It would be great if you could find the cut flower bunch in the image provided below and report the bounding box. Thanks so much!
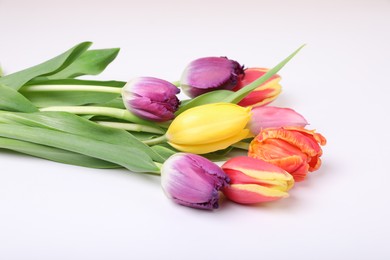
[0,42,326,210]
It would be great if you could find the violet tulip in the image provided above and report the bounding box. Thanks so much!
[122,77,180,122]
[222,156,294,204]
[248,106,308,135]
[161,153,230,210]
[180,57,244,98]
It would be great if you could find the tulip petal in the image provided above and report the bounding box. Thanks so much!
[222,156,294,189]
[161,153,229,209]
[254,128,323,158]
[248,106,308,134]
[238,80,282,107]
[169,129,250,154]
[181,57,244,98]
[166,103,251,145]
[223,184,289,204]
[234,68,282,107]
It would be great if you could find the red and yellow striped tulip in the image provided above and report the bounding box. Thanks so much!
[233,68,282,107]
[248,127,327,182]
[221,156,294,204]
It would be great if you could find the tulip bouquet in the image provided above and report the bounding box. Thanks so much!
[0,42,326,210]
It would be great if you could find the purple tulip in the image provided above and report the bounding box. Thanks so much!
[180,57,244,98]
[122,77,180,122]
[161,153,230,210]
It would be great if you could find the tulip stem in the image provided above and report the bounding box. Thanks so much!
[40,106,160,128]
[95,121,165,134]
[172,81,180,87]
[232,142,249,150]
[142,135,168,146]
[22,84,123,94]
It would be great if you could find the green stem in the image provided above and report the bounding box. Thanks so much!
[39,106,157,127]
[232,141,249,150]
[172,81,180,87]
[23,84,122,94]
[154,162,163,171]
[142,135,168,146]
[95,121,165,134]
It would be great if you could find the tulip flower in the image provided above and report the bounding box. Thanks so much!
[122,77,180,122]
[248,106,308,135]
[233,68,282,107]
[248,127,327,182]
[166,103,251,154]
[161,153,230,210]
[221,156,294,204]
[180,57,244,98]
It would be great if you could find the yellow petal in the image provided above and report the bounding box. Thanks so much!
[169,129,250,154]
[231,184,289,199]
[167,103,251,145]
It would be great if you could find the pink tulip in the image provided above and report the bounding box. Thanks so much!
[248,106,308,135]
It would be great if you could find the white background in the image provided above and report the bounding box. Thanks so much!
[1,0,389,259]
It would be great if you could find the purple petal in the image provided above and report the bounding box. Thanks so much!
[161,153,230,210]
[180,57,244,98]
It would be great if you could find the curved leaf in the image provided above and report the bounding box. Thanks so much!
[47,48,120,79]
[0,42,92,90]
[0,84,38,112]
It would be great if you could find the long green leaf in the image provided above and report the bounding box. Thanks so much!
[0,137,120,169]
[0,111,165,163]
[224,45,305,103]
[0,84,38,112]
[0,123,160,174]
[0,42,91,90]
[175,90,233,115]
[20,79,125,107]
[46,48,120,79]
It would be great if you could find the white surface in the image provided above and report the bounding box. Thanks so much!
[1,0,389,259]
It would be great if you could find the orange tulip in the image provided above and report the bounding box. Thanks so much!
[248,127,326,182]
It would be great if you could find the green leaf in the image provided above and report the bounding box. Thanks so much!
[176,90,233,115]
[20,79,125,107]
[0,111,165,163]
[46,48,120,79]
[0,84,38,112]
[0,42,92,90]
[151,145,177,160]
[0,123,160,174]
[0,137,120,169]
[224,45,305,104]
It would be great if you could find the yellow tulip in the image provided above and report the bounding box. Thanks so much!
[166,103,252,154]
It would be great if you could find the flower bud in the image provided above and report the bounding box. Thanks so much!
[161,153,230,210]
[180,57,244,98]
[249,127,326,182]
[122,77,180,122]
[166,103,251,154]
[222,156,294,204]
[248,106,308,135]
[233,68,282,107]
